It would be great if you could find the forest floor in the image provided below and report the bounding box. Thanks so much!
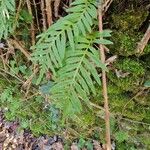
[0,111,106,150]
[0,0,150,149]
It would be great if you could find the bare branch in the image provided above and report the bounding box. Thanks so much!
[137,25,150,54]
[98,2,111,150]
[8,39,30,59]
[45,0,53,27]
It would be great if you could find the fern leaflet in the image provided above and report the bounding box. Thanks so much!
[50,31,112,117]
[0,0,15,39]
[31,0,98,82]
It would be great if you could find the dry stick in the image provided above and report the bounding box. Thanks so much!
[9,39,30,59]
[137,24,150,54]
[98,4,111,150]
[26,0,35,45]
[45,0,53,27]
[54,0,61,17]
[33,0,41,32]
[103,0,113,15]
[41,0,47,31]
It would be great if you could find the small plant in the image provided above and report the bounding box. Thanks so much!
[0,0,15,39]
[31,0,112,118]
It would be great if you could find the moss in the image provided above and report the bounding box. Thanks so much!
[108,58,145,91]
[144,44,150,55]
[109,94,134,113]
[111,9,148,32]
[110,31,143,56]
[135,94,150,106]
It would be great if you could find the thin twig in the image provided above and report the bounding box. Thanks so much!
[0,68,24,83]
[26,0,36,45]
[33,0,41,32]
[45,0,53,27]
[8,39,30,59]
[121,117,150,126]
[98,2,111,150]
[41,0,47,31]
[54,0,61,17]
[103,0,113,15]
[121,87,148,115]
[137,24,150,54]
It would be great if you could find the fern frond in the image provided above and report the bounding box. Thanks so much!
[0,0,15,39]
[50,32,111,117]
[31,0,98,83]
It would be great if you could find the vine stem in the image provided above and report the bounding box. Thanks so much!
[98,3,111,150]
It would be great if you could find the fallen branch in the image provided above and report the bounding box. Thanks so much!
[98,2,111,150]
[137,24,150,54]
[8,39,30,59]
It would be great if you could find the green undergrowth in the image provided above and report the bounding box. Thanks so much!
[0,0,150,149]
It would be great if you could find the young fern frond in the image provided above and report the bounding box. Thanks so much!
[50,32,112,117]
[31,0,98,83]
[0,0,15,39]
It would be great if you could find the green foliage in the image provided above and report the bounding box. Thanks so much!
[0,0,15,39]
[111,9,148,32]
[77,138,93,150]
[31,0,112,118]
[20,9,33,24]
[144,80,150,87]
[31,0,98,78]
[108,58,145,91]
[0,86,62,136]
[115,131,128,143]
[110,31,142,56]
[0,0,150,149]
[50,32,110,118]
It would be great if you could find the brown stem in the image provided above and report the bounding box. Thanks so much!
[33,0,41,32]
[137,24,150,54]
[98,3,111,150]
[41,0,47,31]
[54,0,61,17]
[9,39,30,59]
[45,0,53,27]
[26,0,35,45]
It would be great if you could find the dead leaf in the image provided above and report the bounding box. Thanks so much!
[71,143,79,150]
[105,55,117,65]
[51,142,64,150]
[93,140,103,150]
[115,69,130,78]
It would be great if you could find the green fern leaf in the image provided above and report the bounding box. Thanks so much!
[31,0,98,83]
[0,0,15,39]
[50,33,110,117]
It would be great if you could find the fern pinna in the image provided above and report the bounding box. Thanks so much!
[0,0,15,39]
[31,0,112,117]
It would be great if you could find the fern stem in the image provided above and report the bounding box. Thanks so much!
[98,3,111,150]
